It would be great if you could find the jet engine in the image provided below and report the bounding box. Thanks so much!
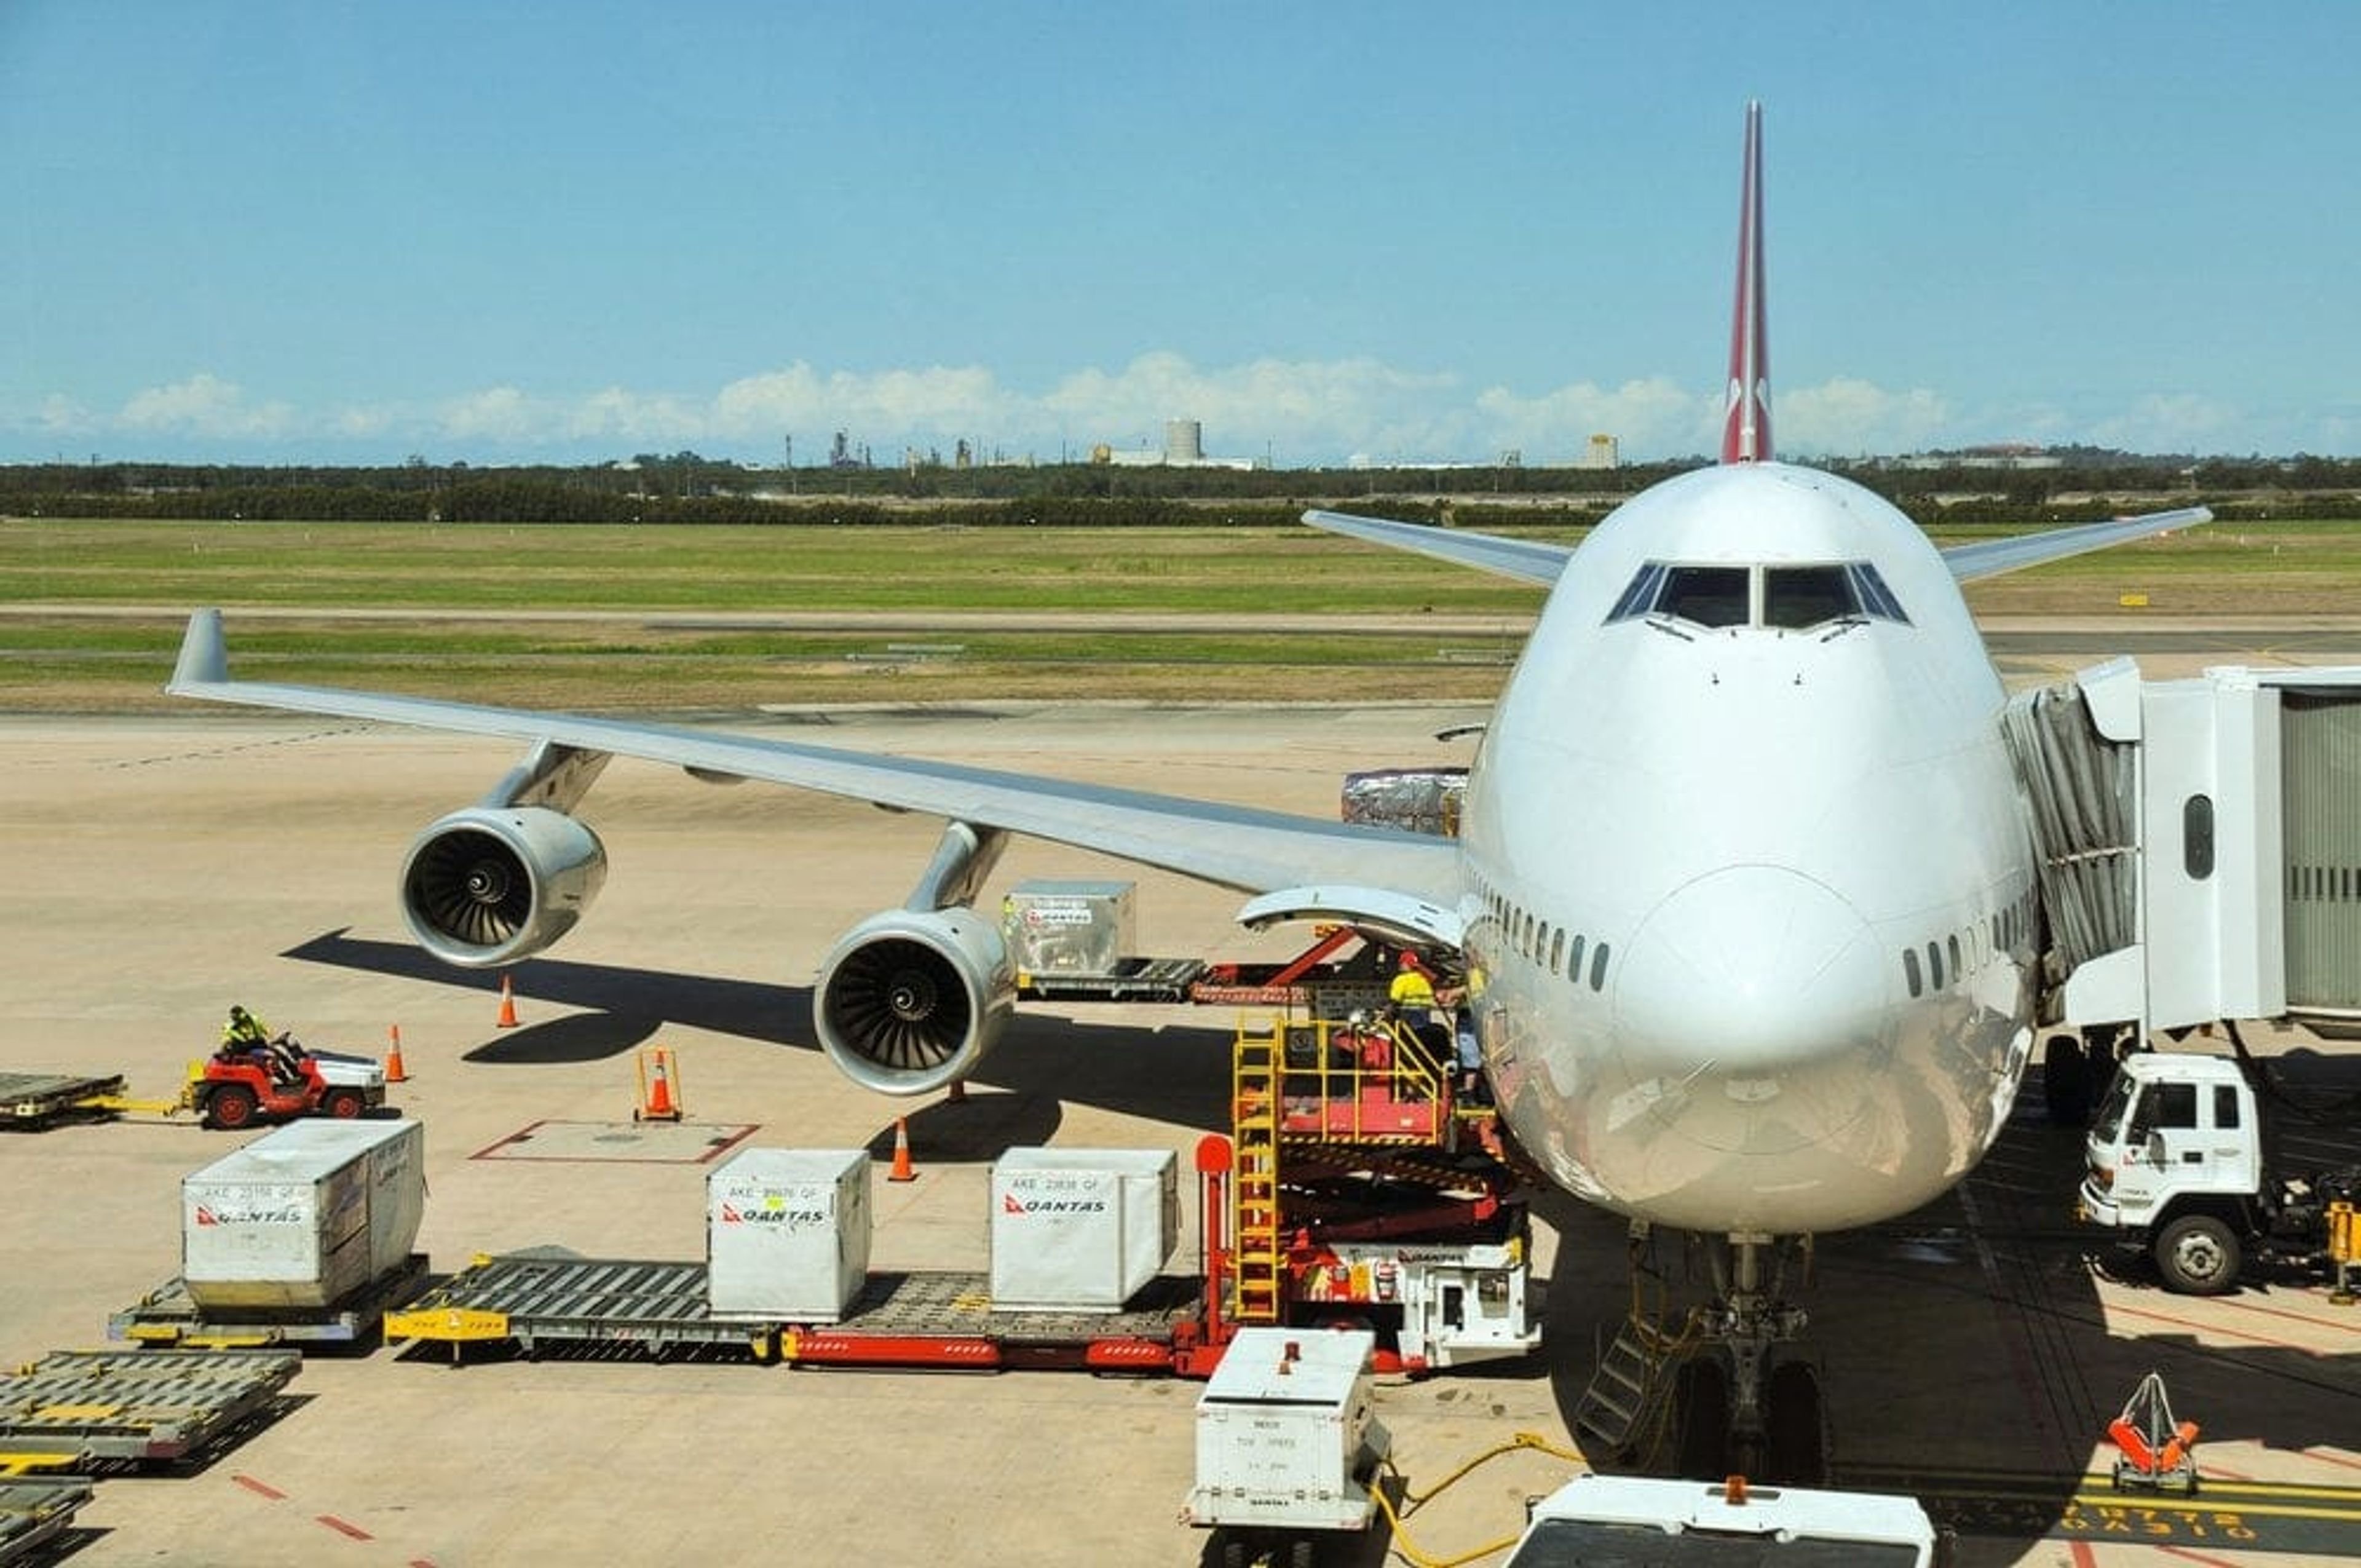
[400,806,607,968]
[814,908,1014,1096]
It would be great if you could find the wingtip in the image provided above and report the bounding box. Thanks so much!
[168,609,227,691]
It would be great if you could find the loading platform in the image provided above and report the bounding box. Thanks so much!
[0,1072,129,1129]
[109,1255,432,1349]
[384,1253,1209,1370]
[0,1477,93,1566]
[0,1349,300,1475]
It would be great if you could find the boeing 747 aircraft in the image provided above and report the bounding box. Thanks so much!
[168,103,2206,1468]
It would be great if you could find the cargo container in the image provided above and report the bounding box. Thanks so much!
[991,1147,1177,1311]
[1187,1328,1385,1537]
[707,1147,871,1321]
[181,1119,424,1311]
[1000,879,1136,977]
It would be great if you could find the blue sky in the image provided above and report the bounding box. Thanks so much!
[6,3,2357,467]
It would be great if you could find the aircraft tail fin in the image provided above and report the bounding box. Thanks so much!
[1720,100,1771,464]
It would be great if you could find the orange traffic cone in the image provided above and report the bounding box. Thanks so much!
[635,1047,682,1123]
[887,1117,917,1182]
[384,1024,408,1083]
[495,973,520,1029]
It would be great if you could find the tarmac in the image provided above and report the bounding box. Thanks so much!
[1,700,2357,1567]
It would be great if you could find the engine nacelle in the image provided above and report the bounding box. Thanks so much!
[400,806,607,968]
[815,908,1014,1096]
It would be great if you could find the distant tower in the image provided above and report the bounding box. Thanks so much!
[1585,434,1621,470]
[1165,419,1204,465]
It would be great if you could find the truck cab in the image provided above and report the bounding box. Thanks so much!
[2082,1053,2264,1294]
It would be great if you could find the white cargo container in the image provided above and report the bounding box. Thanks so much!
[1000,879,1136,976]
[182,1119,424,1311]
[989,1147,1177,1311]
[1187,1328,1386,1534]
[706,1147,871,1321]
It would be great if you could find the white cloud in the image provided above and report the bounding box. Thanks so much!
[1474,377,1712,463]
[16,360,2331,463]
[117,374,295,440]
[1775,378,1952,457]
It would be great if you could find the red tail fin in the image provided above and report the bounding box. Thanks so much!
[1720,101,1771,464]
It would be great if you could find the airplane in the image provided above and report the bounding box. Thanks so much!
[167,101,2208,1471]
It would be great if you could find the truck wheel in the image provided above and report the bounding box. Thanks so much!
[2154,1213,2243,1295]
[204,1083,258,1131]
[320,1087,365,1119]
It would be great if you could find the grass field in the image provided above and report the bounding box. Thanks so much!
[2,515,2356,711]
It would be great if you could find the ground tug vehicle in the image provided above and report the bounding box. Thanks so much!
[2079,1051,2361,1295]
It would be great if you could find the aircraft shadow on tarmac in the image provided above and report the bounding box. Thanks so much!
[282,929,1240,1143]
[1536,1056,2361,1562]
[287,930,2359,1555]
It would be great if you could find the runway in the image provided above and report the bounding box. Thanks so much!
[2,707,2357,1566]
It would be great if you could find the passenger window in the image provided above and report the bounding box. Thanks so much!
[1657,566,1750,628]
[1588,942,1610,991]
[1763,564,1857,629]
[1548,929,1563,971]
[2154,1082,2199,1129]
[2212,1085,2240,1130]
[1948,934,1961,977]
[1927,941,1943,990]
[1567,934,1584,981]
[1903,948,1922,998]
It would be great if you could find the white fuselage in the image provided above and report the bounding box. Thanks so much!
[1461,462,2038,1234]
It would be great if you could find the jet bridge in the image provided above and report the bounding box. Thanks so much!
[2005,657,2361,1035]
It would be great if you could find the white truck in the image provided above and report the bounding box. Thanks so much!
[2078,1051,2361,1295]
[1502,1473,1942,1567]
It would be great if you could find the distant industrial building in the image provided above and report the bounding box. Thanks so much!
[1091,417,1263,470]
[1583,434,1620,470]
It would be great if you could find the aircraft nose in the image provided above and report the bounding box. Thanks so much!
[1614,865,1886,1075]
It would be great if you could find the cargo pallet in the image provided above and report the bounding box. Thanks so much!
[0,1349,300,1474]
[386,1253,1211,1370]
[0,1477,94,1565]
[0,1072,130,1129]
[109,1254,432,1349]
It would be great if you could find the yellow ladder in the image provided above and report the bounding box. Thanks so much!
[1230,1021,1286,1323]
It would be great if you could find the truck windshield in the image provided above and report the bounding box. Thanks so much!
[1506,1522,1923,1567]
[2090,1073,2137,1142]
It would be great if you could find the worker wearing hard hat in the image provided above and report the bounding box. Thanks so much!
[1389,951,1438,1013]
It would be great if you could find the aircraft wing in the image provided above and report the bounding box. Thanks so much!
[1942,505,2212,584]
[1303,509,1571,585]
[167,611,1460,906]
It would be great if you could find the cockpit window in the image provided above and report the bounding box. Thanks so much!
[1607,559,1912,630]
[1849,561,1908,622]
[1763,564,1855,629]
[1605,561,1668,622]
[1656,566,1750,628]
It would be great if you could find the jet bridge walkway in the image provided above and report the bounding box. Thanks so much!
[2007,659,2361,1039]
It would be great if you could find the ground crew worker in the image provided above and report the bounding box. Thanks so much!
[1388,951,1438,1018]
[1455,1007,1487,1104]
[221,1005,272,1053]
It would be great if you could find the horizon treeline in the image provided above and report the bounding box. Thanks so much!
[4,451,2358,528]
